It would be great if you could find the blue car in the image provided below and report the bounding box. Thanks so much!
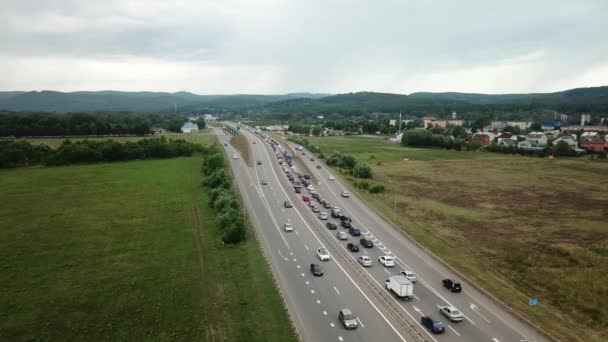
[421,316,445,334]
[349,227,361,236]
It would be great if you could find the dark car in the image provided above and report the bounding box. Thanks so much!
[421,316,445,334]
[284,201,293,208]
[316,165,322,169]
[360,238,374,248]
[339,215,352,222]
[224,143,227,146]
[261,180,268,185]
[442,279,462,293]
[331,211,340,218]
[310,263,324,276]
[303,175,311,180]
[295,187,301,193]
[326,222,338,230]
[310,158,315,161]
[347,243,360,252]
[311,193,319,200]
[257,160,262,165]
[349,227,361,236]
[341,220,352,228]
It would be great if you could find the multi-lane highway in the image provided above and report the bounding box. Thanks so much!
[215,125,551,342]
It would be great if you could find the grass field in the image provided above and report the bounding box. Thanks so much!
[15,130,214,149]
[0,157,296,342]
[304,134,608,342]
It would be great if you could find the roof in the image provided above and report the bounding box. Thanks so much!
[422,116,437,121]
[581,136,603,142]
[497,132,514,139]
[181,122,198,129]
[541,121,561,127]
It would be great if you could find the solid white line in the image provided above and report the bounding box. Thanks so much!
[363,250,369,254]
[448,325,461,336]
[333,286,340,295]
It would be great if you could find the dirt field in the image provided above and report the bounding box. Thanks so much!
[306,135,608,342]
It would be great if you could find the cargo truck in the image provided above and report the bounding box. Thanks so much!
[386,275,414,299]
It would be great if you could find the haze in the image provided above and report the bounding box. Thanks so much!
[1,0,607,94]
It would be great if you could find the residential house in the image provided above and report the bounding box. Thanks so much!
[580,136,608,151]
[541,121,561,131]
[498,138,516,147]
[181,122,199,133]
[434,119,464,128]
[518,132,547,150]
[389,133,403,143]
[469,132,494,146]
[496,132,515,143]
[483,121,531,132]
[422,116,438,129]
[553,136,578,149]
[151,127,167,135]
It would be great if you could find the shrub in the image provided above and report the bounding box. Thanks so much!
[352,162,372,178]
[369,184,385,193]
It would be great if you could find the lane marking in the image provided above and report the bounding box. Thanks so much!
[338,337,343,342]
[301,273,305,277]
[316,300,321,304]
[470,303,491,323]
[330,322,335,328]
[356,317,365,328]
[304,244,309,251]
[323,310,327,315]
[412,305,423,316]
[305,281,310,285]
[384,268,391,275]
[363,250,368,254]
[448,325,461,336]
[311,289,315,294]
[296,265,300,269]
[333,286,340,295]
[492,339,500,342]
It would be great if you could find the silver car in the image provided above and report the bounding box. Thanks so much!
[338,309,358,329]
[336,231,348,240]
[357,255,372,267]
[439,306,464,322]
[400,270,417,282]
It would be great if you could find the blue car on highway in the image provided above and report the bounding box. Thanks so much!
[349,227,361,236]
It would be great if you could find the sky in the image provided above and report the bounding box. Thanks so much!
[1,0,607,95]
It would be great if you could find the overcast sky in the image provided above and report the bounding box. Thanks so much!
[1,0,607,94]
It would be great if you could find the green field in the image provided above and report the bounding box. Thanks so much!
[0,156,296,341]
[304,134,608,342]
[16,130,214,149]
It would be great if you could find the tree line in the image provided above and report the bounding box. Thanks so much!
[0,137,202,168]
[0,111,206,137]
[200,145,247,244]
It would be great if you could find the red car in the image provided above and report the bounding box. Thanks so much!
[302,196,311,202]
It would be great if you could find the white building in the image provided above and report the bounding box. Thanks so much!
[181,122,199,133]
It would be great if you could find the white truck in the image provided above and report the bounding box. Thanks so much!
[386,275,414,299]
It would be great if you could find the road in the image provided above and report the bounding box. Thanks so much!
[216,125,551,342]
[214,127,415,342]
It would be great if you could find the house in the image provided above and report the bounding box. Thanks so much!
[496,132,515,143]
[498,138,516,147]
[181,122,199,133]
[580,136,608,151]
[389,133,403,143]
[553,136,578,149]
[434,119,464,128]
[483,121,531,132]
[541,121,561,131]
[518,132,547,150]
[422,116,438,129]
[151,127,167,135]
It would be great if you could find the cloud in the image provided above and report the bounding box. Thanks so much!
[0,0,607,93]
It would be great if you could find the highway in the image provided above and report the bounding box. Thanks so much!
[216,125,551,342]
[214,127,415,342]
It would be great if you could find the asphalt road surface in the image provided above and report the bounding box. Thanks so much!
[215,125,551,342]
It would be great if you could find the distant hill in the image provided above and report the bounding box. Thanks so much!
[0,91,330,113]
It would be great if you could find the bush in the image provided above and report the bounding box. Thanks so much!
[353,180,369,190]
[369,184,385,193]
[352,162,372,178]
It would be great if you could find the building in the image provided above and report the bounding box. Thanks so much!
[541,121,561,131]
[518,132,547,150]
[435,120,464,128]
[580,136,607,151]
[581,114,591,126]
[422,116,438,129]
[553,136,578,149]
[496,132,515,143]
[498,138,516,147]
[469,132,494,146]
[203,114,219,121]
[389,119,397,127]
[389,133,403,143]
[483,121,532,132]
[181,122,199,133]
[151,127,167,135]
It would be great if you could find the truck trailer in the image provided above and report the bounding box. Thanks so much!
[386,275,414,299]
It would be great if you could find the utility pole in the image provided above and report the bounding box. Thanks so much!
[399,111,402,134]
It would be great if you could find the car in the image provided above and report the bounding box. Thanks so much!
[302,152,306,155]
[337,231,348,240]
[421,316,445,334]
[284,201,293,208]
[232,154,239,159]
[349,227,361,236]
[339,215,351,222]
[311,205,320,213]
[302,196,310,202]
[310,157,315,161]
[379,255,395,267]
[307,185,315,191]
[326,222,337,230]
[341,191,350,198]
[310,263,324,276]
[357,255,372,267]
[261,180,268,185]
[295,187,301,193]
[257,160,262,165]
[308,201,315,207]
[332,206,341,214]
[318,198,327,205]
[439,306,464,322]
[224,143,227,146]
[253,141,256,144]
[360,238,374,248]
[329,175,335,180]
[311,193,319,200]
[303,174,311,180]
[284,223,293,232]
[341,220,352,228]
[442,278,462,293]
[317,247,330,261]
[331,211,340,218]
[338,309,358,329]
[319,212,328,220]
[316,165,321,169]
[323,202,332,209]
[347,243,359,252]
[400,270,417,283]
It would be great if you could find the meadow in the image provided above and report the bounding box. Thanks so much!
[305,134,608,342]
[0,155,296,341]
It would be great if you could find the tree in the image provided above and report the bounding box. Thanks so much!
[530,122,542,132]
[450,125,468,139]
[553,140,571,157]
[195,118,207,130]
[503,125,521,135]
[311,125,322,136]
[352,162,372,179]
[401,129,432,147]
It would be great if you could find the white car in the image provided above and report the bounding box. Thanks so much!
[329,175,335,180]
[232,154,239,159]
[341,191,350,198]
[439,306,464,322]
[358,255,372,267]
[332,206,341,214]
[284,223,293,232]
[336,231,348,240]
[317,247,331,261]
[379,256,395,267]
[400,270,417,282]
[307,185,315,191]
[319,212,328,220]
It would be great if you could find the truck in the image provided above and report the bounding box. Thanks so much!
[386,275,414,299]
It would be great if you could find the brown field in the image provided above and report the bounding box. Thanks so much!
[307,135,608,342]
